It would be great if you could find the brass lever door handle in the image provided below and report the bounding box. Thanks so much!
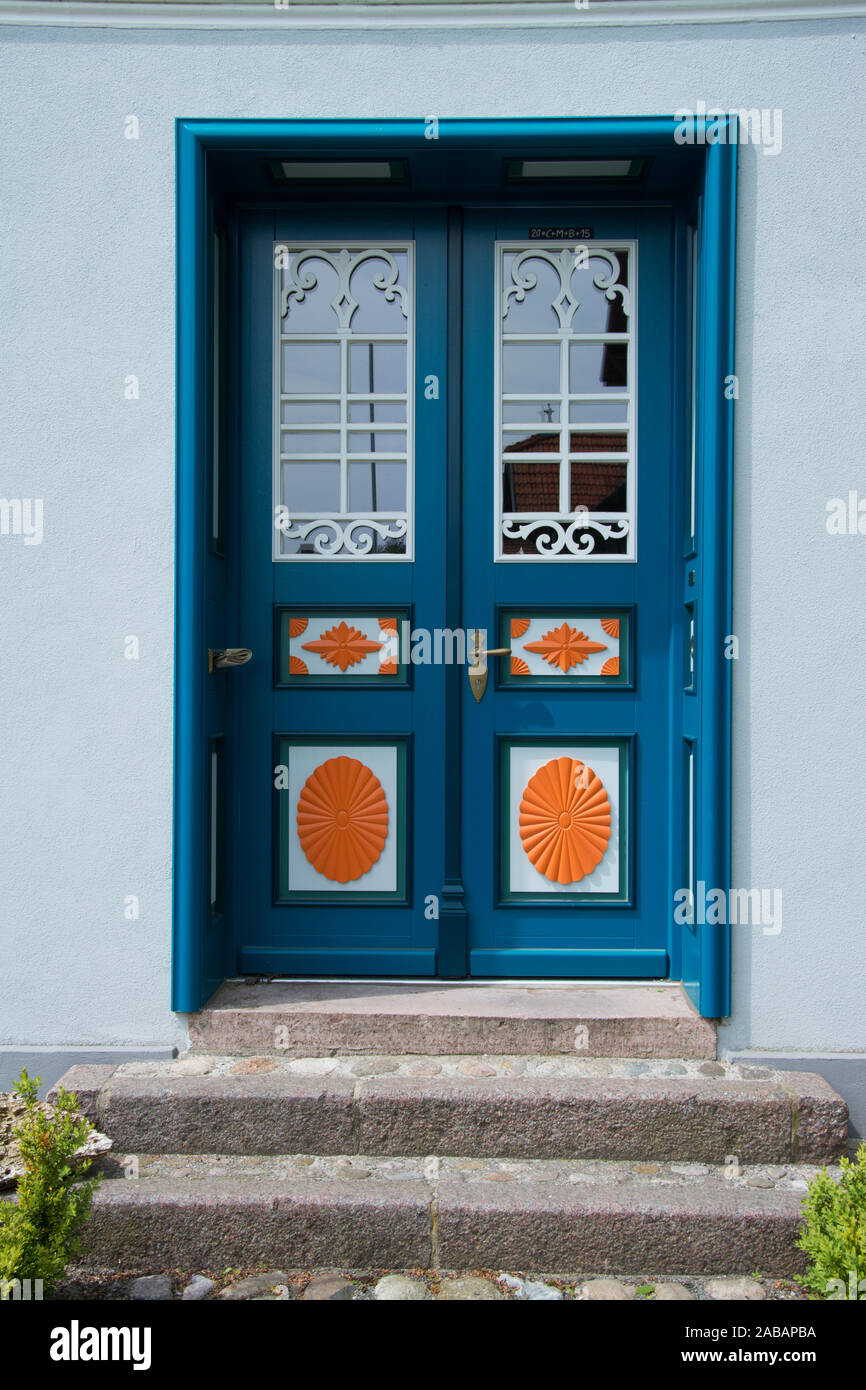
[468,630,510,703]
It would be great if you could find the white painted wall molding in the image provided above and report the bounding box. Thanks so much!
[2,0,865,33]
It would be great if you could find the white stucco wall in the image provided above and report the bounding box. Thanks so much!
[0,10,863,1050]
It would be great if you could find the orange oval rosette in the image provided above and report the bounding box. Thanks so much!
[519,755,611,884]
[297,755,389,883]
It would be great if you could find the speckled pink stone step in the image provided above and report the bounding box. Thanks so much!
[80,1158,814,1277]
[187,981,717,1058]
[53,1058,846,1165]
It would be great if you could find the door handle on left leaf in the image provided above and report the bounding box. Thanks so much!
[208,648,253,673]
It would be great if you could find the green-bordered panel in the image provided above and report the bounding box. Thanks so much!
[498,735,631,905]
[497,606,633,688]
[276,607,412,688]
[275,734,409,904]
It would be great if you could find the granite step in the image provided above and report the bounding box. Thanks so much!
[74,1153,824,1278]
[187,981,717,1058]
[52,1056,848,1165]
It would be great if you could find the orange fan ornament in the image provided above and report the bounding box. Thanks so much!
[297,756,389,883]
[301,621,383,672]
[523,622,607,672]
[519,756,611,884]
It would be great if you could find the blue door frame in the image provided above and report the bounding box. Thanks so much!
[173,118,735,1017]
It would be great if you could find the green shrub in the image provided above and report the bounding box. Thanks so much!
[796,1142,866,1299]
[0,1069,102,1297]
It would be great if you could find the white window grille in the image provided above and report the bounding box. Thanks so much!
[273,243,414,560]
[495,240,636,560]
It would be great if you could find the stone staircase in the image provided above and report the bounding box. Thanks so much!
[52,983,849,1278]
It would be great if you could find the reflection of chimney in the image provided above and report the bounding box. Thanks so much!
[601,273,628,384]
[368,342,377,513]
[503,461,514,511]
[600,345,627,388]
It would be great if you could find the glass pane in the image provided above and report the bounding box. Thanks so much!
[569,247,629,334]
[281,342,341,394]
[502,523,628,558]
[502,459,560,514]
[281,256,340,332]
[279,526,357,557]
[502,252,562,331]
[497,243,634,561]
[281,430,340,455]
[503,428,560,455]
[347,525,407,556]
[348,431,406,454]
[349,342,406,394]
[274,243,414,561]
[500,525,566,557]
[502,400,560,424]
[569,342,628,393]
[282,400,340,424]
[502,342,560,395]
[348,400,406,423]
[567,430,628,455]
[348,461,407,512]
[350,253,409,332]
[570,459,627,511]
[569,399,628,425]
[281,461,340,513]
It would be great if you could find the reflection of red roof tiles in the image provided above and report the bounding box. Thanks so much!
[570,460,627,510]
[504,461,559,511]
[504,431,627,454]
[502,459,627,513]
[571,431,626,454]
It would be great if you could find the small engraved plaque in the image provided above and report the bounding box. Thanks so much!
[528,226,594,240]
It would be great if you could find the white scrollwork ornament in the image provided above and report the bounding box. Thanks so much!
[501,515,631,557]
[277,515,408,556]
[587,249,631,316]
[503,245,631,330]
[281,248,408,330]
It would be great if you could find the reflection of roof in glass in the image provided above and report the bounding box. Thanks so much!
[504,432,627,453]
[502,431,627,512]
[503,455,627,513]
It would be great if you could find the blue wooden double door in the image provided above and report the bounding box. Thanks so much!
[231,203,679,979]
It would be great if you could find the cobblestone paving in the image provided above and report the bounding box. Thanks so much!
[55,1266,807,1302]
[112,1054,779,1082]
[108,1150,838,1192]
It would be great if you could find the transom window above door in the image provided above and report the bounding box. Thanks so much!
[273,243,415,559]
[496,242,635,560]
